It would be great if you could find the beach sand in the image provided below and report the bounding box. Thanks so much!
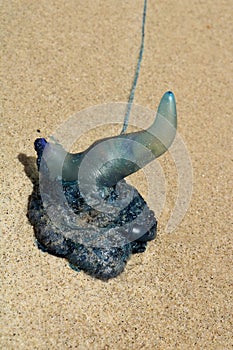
[1,1,232,349]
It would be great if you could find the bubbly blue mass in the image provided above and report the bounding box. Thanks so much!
[28,138,157,279]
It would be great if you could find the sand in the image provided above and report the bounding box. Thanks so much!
[1,1,232,349]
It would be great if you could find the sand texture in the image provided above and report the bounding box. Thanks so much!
[1,1,232,349]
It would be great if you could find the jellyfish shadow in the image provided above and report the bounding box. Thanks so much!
[18,153,48,252]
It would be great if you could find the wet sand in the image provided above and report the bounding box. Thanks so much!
[1,1,232,349]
